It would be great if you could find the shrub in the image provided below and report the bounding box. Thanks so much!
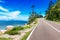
[5,26,24,35]
[5,30,19,35]
[12,26,24,31]
[23,25,31,29]
[0,38,12,40]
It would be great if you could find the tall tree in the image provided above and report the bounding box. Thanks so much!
[28,5,43,24]
[48,0,54,10]
[31,5,35,12]
[46,0,60,21]
[46,0,54,20]
[28,5,36,24]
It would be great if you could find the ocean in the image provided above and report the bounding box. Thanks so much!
[0,20,27,30]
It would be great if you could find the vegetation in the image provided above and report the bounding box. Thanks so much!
[28,5,43,24]
[34,18,38,24]
[5,26,24,35]
[46,0,60,21]
[5,25,32,35]
[0,38,12,40]
[23,25,31,29]
[21,31,31,40]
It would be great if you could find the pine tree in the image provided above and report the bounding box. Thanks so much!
[46,0,60,21]
[46,0,54,20]
[28,5,36,24]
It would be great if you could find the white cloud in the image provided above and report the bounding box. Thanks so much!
[0,6,29,21]
[0,11,21,20]
[0,6,8,12]
[8,11,21,18]
[0,11,29,21]
[14,15,29,21]
[0,16,9,20]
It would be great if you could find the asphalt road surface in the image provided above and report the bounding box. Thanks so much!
[29,18,60,40]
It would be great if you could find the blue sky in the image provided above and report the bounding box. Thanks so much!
[0,0,56,21]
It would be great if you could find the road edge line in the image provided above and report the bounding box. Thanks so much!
[26,22,39,40]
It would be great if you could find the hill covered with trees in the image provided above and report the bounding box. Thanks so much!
[46,0,60,21]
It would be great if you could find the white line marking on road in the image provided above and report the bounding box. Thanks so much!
[26,23,39,40]
[27,19,60,40]
[42,20,60,33]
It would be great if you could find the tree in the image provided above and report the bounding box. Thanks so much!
[28,5,43,24]
[48,0,54,10]
[46,0,60,21]
[28,5,36,24]
[46,0,54,20]
[31,5,35,12]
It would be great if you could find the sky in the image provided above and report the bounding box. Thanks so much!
[0,0,56,21]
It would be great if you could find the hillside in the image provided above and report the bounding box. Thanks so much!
[46,0,60,21]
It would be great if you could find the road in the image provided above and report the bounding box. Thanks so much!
[28,18,60,40]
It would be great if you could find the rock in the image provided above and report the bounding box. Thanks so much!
[6,25,13,30]
[0,30,6,34]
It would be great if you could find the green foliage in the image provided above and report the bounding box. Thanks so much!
[24,25,31,29]
[34,19,38,24]
[28,12,37,24]
[35,13,43,18]
[12,26,24,31]
[5,25,32,35]
[28,5,43,24]
[48,0,54,10]
[28,11,43,24]
[5,26,24,35]
[46,0,60,21]
[0,38,12,40]
[21,31,31,40]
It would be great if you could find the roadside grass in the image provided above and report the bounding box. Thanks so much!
[34,18,38,24]
[5,25,32,35]
[21,31,31,40]
[56,21,60,24]
[23,25,32,29]
[5,26,24,35]
[52,20,60,24]
[21,19,38,40]
[0,38,12,40]
[51,21,60,24]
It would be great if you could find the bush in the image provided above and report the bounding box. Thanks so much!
[5,26,24,35]
[34,19,38,24]
[12,26,24,31]
[5,30,19,35]
[0,38,12,40]
[23,25,31,29]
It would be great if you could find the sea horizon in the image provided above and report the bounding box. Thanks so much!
[0,20,28,30]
